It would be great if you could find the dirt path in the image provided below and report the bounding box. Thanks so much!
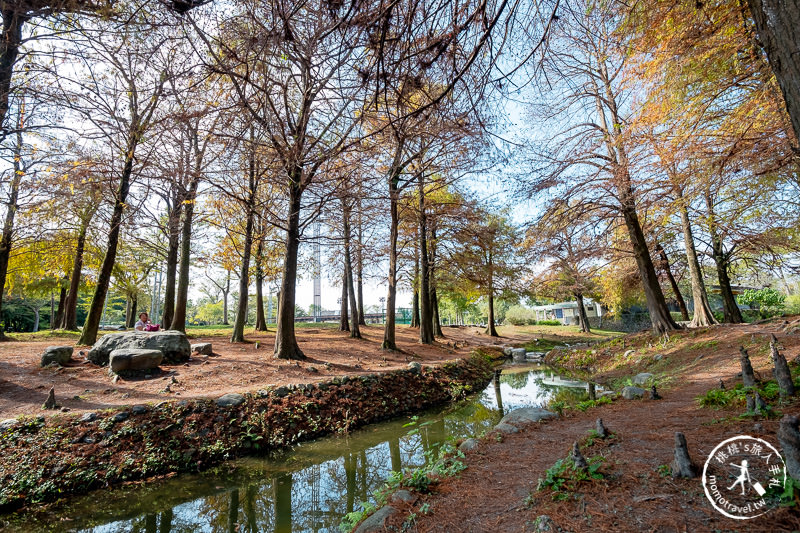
[0,325,517,419]
[384,321,800,532]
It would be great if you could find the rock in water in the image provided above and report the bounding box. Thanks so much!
[571,442,588,470]
[40,346,74,367]
[595,418,608,438]
[511,348,526,362]
[87,330,191,365]
[43,386,57,410]
[770,334,796,397]
[671,432,697,478]
[777,415,800,481]
[739,346,756,388]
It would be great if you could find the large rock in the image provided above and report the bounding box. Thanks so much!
[191,343,213,355]
[632,373,654,385]
[216,393,245,407]
[622,386,646,400]
[40,346,73,367]
[109,349,164,374]
[511,348,527,362]
[499,407,558,427]
[354,505,397,533]
[88,330,190,365]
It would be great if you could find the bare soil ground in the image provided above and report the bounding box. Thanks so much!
[383,320,800,532]
[0,324,544,419]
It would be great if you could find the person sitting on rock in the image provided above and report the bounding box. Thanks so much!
[134,312,160,332]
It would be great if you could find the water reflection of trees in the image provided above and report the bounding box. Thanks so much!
[84,371,584,533]
[501,371,530,389]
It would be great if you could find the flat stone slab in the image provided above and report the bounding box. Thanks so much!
[109,349,163,374]
[41,346,73,367]
[354,505,397,533]
[633,373,654,385]
[622,386,646,399]
[499,407,559,427]
[503,346,514,356]
[216,393,245,407]
[191,343,213,355]
[88,330,190,366]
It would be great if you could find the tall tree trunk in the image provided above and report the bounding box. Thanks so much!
[356,198,366,326]
[0,9,26,139]
[343,199,361,338]
[382,163,402,351]
[62,211,92,330]
[339,267,349,332]
[710,233,743,323]
[430,226,444,337]
[417,171,434,344]
[620,202,680,334]
[486,291,499,337]
[574,292,591,333]
[169,178,198,333]
[594,66,679,335]
[222,269,230,325]
[431,287,444,337]
[254,227,267,332]
[410,239,420,328]
[161,191,181,329]
[53,278,66,329]
[0,127,23,338]
[747,0,800,143]
[705,193,743,323]
[127,294,137,328]
[677,199,718,327]
[78,141,137,345]
[274,175,306,360]
[410,290,419,328]
[656,243,689,321]
[231,198,255,343]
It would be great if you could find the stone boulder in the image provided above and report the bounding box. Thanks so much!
[216,393,245,407]
[354,505,397,533]
[632,373,654,385]
[622,386,646,400]
[109,349,164,374]
[511,348,527,362]
[40,346,73,367]
[499,407,558,428]
[191,343,213,355]
[459,438,480,452]
[88,330,190,366]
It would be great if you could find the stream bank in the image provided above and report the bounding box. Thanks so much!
[0,352,499,513]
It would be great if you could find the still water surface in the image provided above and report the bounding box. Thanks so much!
[13,364,591,532]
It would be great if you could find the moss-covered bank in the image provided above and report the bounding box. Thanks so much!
[0,353,497,511]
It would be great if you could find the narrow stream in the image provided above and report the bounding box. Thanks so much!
[8,364,594,533]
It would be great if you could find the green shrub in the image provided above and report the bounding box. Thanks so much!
[505,305,537,326]
[538,319,561,326]
[738,288,786,318]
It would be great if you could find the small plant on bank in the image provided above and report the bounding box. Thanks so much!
[656,464,671,477]
[536,455,605,501]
